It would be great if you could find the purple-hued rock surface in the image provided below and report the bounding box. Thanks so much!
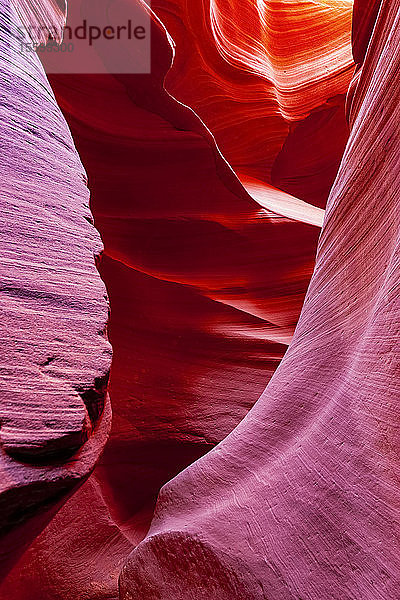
[120,1,400,598]
[0,0,111,571]
[1,0,399,598]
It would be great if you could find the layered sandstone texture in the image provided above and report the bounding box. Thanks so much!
[121,0,400,598]
[1,0,399,599]
[0,0,111,577]
[43,1,354,565]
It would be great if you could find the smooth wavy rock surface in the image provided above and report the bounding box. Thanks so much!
[44,0,355,532]
[153,0,354,207]
[120,0,400,598]
[0,0,354,595]
[0,0,110,575]
[352,0,382,64]
[43,0,328,550]
[0,0,357,597]
[2,0,397,599]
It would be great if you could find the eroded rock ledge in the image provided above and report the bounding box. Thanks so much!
[0,0,111,572]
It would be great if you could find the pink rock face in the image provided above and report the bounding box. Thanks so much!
[119,1,400,598]
[0,0,110,575]
[43,2,329,562]
[43,2,355,546]
[1,0,399,599]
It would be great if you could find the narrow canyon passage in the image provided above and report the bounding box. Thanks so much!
[1,1,399,599]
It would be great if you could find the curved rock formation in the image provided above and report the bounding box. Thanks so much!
[43,2,353,539]
[120,0,400,598]
[154,0,354,207]
[4,0,398,599]
[0,0,111,578]
[1,0,355,594]
[43,0,336,555]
